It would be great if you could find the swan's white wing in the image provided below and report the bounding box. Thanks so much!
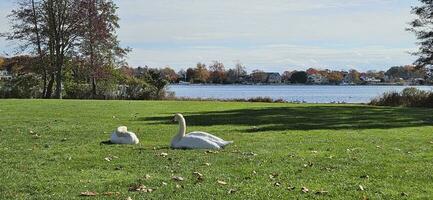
[188,131,233,147]
[172,135,221,149]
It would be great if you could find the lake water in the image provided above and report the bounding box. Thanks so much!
[168,85,433,103]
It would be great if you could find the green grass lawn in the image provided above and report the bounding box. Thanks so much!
[0,100,432,199]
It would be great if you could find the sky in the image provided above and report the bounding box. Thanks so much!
[0,0,421,72]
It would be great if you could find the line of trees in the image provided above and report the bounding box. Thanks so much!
[171,64,429,85]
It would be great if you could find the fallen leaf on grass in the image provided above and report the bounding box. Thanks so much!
[102,192,120,196]
[301,187,309,193]
[160,152,168,157]
[104,155,119,162]
[269,173,279,180]
[228,189,237,194]
[231,150,241,153]
[193,172,204,181]
[143,174,151,179]
[172,176,184,181]
[303,162,314,168]
[80,191,98,196]
[315,190,328,195]
[128,184,153,193]
[32,134,41,139]
[242,152,258,156]
[217,180,227,185]
[360,175,369,179]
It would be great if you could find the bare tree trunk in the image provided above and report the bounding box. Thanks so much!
[54,49,63,99]
[31,0,47,97]
[45,73,55,98]
[92,77,97,98]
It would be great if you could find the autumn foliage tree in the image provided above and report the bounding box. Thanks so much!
[3,0,128,99]
[208,61,226,84]
[193,63,209,83]
[78,0,129,98]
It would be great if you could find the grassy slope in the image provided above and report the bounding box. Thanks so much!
[0,100,432,199]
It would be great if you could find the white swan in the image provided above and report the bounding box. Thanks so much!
[170,113,233,149]
[110,126,139,144]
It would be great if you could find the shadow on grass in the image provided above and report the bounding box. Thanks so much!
[140,105,433,132]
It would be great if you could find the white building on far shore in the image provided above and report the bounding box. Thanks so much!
[0,70,12,81]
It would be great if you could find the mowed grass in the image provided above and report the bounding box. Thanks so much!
[0,100,433,199]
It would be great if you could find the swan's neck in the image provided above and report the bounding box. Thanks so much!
[172,117,186,144]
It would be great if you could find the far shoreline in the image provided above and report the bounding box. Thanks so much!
[169,83,433,87]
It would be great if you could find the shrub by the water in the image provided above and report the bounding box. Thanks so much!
[370,87,433,107]
[0,74,42,98]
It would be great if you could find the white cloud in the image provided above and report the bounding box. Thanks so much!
[0,0,419,71]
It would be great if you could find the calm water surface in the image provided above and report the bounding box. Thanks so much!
[168,85,433,103]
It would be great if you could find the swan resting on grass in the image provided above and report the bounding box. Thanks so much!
[110,126,139,144]
[170,113,233,149]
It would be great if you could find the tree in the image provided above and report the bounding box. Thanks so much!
[193,63,209,83]
[4,0,127,99]
[5,0,49,97]
[161,67,178,83]
[5,0,86,98]
[408,0,433,75]
[290,71,308,84]
[142,68,169,99]
[45,0,86,98]
[281,71,292,83]
[326,71,343,84]
[208,61,226,84]
[234,62,247,77]
[177,69,186,82]
[79,0,129,98]
[185,68,195,82]
[225,69,237,84]
[251,70,268,83]
[347,69,361,84]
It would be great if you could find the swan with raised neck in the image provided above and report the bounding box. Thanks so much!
[171,114,186,146]
[170,113,233,149]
